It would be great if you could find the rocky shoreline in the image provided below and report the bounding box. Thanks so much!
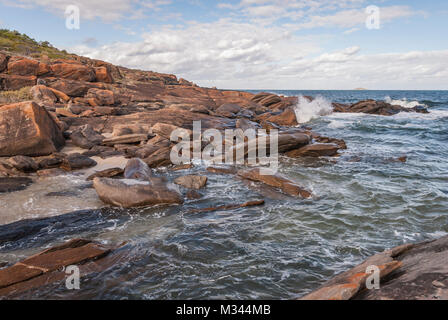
[0,49,439,299]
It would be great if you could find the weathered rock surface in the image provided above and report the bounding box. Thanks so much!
[237,168,312,198]
[0,101,65,156]
[61,153,97,171]
[333,99,429,116]
[286,143,340,158]
[300,235,448,300]
[93,177,183,208]
[70,124,104,149]
[124,158,152,181]
[174,175,207,190]
[0,177,33,193]
[86,167,124,181]
[0,239,114,297]
[7,155,38,172]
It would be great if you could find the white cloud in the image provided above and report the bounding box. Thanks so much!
[70,18,448,90]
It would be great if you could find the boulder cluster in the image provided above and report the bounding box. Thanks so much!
[0,51,352,204]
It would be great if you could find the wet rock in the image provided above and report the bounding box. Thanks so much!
[236,118,258,131]
[61,153,97,171]
[286,143,340,158]
[102,134,149,146]
[169,164,194,171]
[70,124,104,149]
[237,168,311,198]
[301,235,448,300]
[0,101,65,157]
[265,107,298,126]
[0,239,111,293]
[188,199,265,214]
[86,167,124,181]
[335,99,429,116]
[93,177,183,208]
[186,190,202,200]
[206,166,237,175]
[143,146,172,168]
[0,177,33,193]
[277,131,311,153]
[7,156,38,172]
[37,154,64,169]
[0,74,36,90]
[174,175,207,190]
[36,168,67,177]
[124,158,152,181]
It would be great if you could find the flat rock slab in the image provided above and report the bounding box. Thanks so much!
[237,168,311,198]
[0,177,33,193]
[0,239,112,294]
[300,236,448,300]
[93,177,183,208]
[102,134,148,146]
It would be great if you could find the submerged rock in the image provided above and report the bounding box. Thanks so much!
[0,101,65,157]
[237,168,311,198]
[0,177,33,193]
[174,175,207,190]
[286,143,340,158]
[93,177,183,208]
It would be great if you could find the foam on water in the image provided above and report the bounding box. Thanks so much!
[385,96,424,109]
[294,95,333,123]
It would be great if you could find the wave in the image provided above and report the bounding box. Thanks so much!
[385,96,426,109]
[294,95,333,123]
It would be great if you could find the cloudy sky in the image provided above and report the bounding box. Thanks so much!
[1,0,447,89]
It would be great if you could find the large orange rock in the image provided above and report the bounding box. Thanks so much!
[86,88,115,105]
[7,57,39,76]
[0,101,65,156]
[50,63,96,82]
[0,74,36,90]
[265,107,298,126]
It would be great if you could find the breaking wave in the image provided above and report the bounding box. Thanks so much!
[294,95,334,123]
[385,96,425,109]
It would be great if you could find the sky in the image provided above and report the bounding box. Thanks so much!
[0,0,447,90]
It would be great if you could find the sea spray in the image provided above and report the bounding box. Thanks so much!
[294,95,333,123]
[385,96,425,109]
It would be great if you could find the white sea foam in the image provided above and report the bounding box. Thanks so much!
[294,95,333,123]
[385,96,424,109]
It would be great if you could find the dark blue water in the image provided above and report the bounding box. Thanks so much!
[1,90,447,299]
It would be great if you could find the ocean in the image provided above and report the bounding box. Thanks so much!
[1,90,447,299]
